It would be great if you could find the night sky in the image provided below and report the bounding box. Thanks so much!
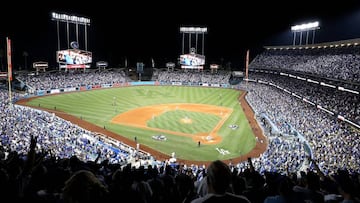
[1,1,360,71]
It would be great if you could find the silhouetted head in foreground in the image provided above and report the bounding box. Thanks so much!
[206,160,233,194]
[62,170,109,203]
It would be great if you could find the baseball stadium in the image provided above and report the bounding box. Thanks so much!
[1,8,360,203]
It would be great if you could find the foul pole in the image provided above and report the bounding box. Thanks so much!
[245,49,249,85]
[6,37,12,104]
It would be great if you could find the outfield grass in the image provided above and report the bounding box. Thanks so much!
[26,86,256,161]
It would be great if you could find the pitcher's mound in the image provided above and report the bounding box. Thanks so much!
[180,117,192,124]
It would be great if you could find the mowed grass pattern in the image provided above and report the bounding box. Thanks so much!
[26,86,256,161]
[147,110,220,134]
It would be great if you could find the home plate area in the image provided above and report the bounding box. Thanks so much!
[228,124,239,130]
[152,134,167,141]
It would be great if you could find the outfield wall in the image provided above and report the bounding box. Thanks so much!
[25,81,232,98]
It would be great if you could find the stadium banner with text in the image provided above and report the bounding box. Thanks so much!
[50,89,60,94]
[0,72,7,78]
[80,86,87,91]
[92,84,101,89]
[64,87,77,92]
[172,82,182,86]
[36,90,46,96]
[101,84,112,88]
[130,81,155,86]
[112,83,121,87]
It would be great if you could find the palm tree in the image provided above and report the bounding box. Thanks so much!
[22,51,28,70]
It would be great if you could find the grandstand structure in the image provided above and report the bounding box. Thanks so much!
[9,34,360,173]
[246,37,360,174]
[0,12,359,202]
[1,35,360,202]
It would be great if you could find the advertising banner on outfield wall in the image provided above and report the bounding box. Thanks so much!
[101,84,112,88]
[36,90,45,96]
[172,82,182,86]
[50,89,60,94]
[64,87,77,92]
[130,81,155,86]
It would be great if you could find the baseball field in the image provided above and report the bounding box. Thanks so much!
[21,85,266,164]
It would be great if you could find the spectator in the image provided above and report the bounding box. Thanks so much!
[62,170,109,203]
[191,160,250,203]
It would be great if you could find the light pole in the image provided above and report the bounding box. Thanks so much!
[51,12,91,70]
[291,21,320,46]
[179,27,207,55]
[179,27,207,71]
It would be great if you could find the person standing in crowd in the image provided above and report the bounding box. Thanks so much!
[191,160,251,203]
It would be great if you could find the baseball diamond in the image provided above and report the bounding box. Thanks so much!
[17,85,267,166]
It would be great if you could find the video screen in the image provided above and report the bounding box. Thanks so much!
[57,49,92,65]
[179,54,205,66]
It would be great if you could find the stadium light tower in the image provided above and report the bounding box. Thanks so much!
[51,12,92,71]
[291,21,320,46]
[180,27,207,55]
[51,12,91,51]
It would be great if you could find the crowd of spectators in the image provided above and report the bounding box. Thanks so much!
[16,69,128,91]
[248,72,360,125]
[0,89,152,166]
[0,132,358,203]
[154,68,231,85]
[0,56,358,202]
[243,80,359,175]
[249,46,360,83]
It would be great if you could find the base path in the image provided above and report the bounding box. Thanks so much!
[16,91,267,166]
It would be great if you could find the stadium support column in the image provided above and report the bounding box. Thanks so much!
[66,21,70,49]
[85,23,88,51]
[182,32,185,54]
[312,29,316,44]
[195,33,198,53]
[57,20,60,52]
[202,32,205,55]
[293,32,296,46]
[189,33,191,53]
[306,30,309,45]
[56,20,61,70]
[76,22,79,46]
